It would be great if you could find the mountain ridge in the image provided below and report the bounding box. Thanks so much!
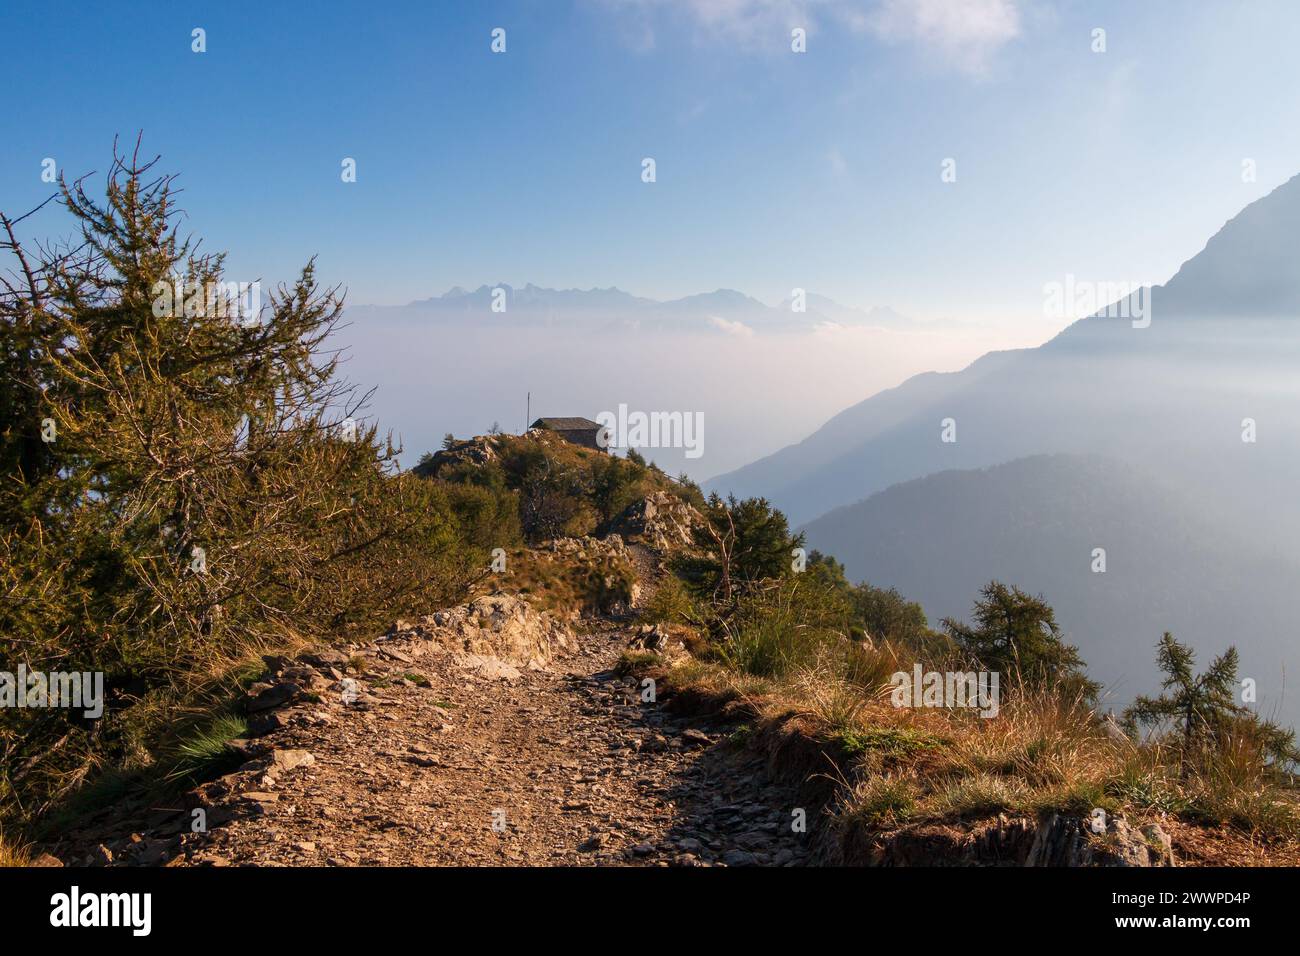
[706,172,1300,522]
[350,283,924,333]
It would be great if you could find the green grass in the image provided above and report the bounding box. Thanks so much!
[1027,779,1121,817]
[727,723,754,744]
[835,726,946,760]
[1182,784,1300,837]
[615,650,662,676]
[846,776,917,827]
[1104,760,1190,816]
[925,774,1020,819]
[717,617,822,680]
[641,574,695,625]
[164,714,250,785]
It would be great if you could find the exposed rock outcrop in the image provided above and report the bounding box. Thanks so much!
[414,434,504,478]
[1025,813,1174,867]
[546,533,629,562]
[610,491,701,552]
[840,812,1175,867]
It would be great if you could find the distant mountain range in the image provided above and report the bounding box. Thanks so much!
[350,284,924,333]
[708,172,1300,725]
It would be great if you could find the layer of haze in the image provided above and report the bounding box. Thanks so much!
[337,308,1038,479]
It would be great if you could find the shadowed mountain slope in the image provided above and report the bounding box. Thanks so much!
[801,453,1300,726]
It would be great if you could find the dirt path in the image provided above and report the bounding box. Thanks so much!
[48,609,818,867]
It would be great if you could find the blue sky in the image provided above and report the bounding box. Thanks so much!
[4,0,1300,329]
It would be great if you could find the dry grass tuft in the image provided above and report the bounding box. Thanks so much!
[0,831,32,867]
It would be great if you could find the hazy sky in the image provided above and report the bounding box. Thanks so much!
[4,0,1299,334]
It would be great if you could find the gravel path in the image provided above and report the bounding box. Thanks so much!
[48,614,817,867]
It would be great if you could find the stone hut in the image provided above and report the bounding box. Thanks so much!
[530,417,606,451]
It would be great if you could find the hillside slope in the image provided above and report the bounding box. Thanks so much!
[800,454,1300,724]
[27,434,1300,869]
[38,524,1294,869]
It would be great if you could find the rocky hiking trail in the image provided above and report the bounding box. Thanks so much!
[46,542,819,868]
[37,533,1272,870]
